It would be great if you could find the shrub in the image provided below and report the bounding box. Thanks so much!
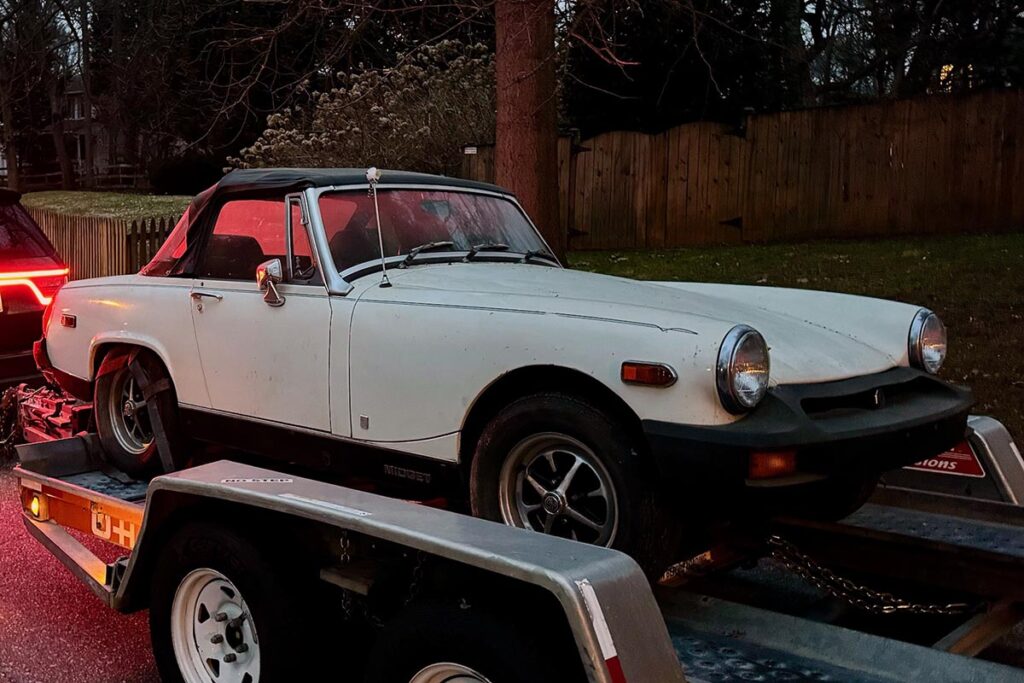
[232,41,495,176]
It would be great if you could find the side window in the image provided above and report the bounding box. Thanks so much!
[288,197,319,283]
[196,199,285,281]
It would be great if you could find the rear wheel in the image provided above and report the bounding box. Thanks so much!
[94,348,180,476]
[470,393,683,577]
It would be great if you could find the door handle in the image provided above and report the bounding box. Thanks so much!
[190,291,223,301]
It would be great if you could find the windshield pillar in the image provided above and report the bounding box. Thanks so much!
[304,186,353,296]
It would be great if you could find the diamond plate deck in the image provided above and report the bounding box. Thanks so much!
[670,625,889,682]
[845,503,1024,558]
[61,471,148,502]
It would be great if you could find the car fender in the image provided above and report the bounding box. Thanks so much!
[347,297,738,462]
[43,276,209,407]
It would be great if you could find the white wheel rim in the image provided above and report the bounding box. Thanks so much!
[411,662,493,683]
[171,568,260,683]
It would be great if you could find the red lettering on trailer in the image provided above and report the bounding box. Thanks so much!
[905,440,985,478]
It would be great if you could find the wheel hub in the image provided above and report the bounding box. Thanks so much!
[122,400,136,418]
[542,491,566,515]
[171,568,260,683]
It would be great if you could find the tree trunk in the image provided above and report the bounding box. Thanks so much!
[0,92,20,192]
[79,0,95,188]
[48,79,74,189]
[494,0,563,261]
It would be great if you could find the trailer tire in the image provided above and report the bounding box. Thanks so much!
[364,601,584,683]
[94,348,181,476]
[149,522,305,683]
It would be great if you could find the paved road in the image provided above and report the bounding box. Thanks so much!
[0,468,159,683]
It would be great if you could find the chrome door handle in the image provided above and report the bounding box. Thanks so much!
[190,291,223,301]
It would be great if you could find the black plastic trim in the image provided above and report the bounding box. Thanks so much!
[644,368,973,484]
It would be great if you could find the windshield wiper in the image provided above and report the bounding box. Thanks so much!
[463,242,509,262]
[519,249,559,265]
[399,241,456,268]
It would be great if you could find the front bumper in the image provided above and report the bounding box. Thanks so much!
[645,368,972,486]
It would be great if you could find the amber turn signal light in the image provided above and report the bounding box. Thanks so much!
[748,450,797,479]
[621,362,677,387]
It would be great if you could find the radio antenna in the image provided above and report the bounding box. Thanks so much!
[367,166,391,288]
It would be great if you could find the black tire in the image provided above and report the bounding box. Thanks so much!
[149,522,307,683]
[364,601,584,683]
[94,348,181,476]
[469,392,683,578]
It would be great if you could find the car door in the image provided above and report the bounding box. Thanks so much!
[189,194,333,431]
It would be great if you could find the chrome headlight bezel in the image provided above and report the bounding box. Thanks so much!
[716,325,770,414]
[908,308,947,374]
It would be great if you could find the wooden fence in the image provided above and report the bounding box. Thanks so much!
[463,89,1024,249]
[27,208,178,280]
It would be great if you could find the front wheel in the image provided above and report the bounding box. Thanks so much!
[470,393,683,577]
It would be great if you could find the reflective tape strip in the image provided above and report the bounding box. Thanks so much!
[576,579,626,683]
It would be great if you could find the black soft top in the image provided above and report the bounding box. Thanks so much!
[142,168,511,277]
[214,167,506,197]
[183,168,509,226]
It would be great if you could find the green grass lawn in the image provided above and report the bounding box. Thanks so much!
[572,233,1024,442]
[22,191,191,220]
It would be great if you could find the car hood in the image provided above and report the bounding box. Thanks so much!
[359,264,921,385]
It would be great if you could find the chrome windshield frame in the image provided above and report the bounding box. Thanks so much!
[303,183,560,296]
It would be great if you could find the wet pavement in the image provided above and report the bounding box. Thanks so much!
[0,468,158,682]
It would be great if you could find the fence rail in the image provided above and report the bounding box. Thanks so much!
[27,208,179,280]
[464,89,1024,249]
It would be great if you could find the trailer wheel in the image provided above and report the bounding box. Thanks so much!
[364,601,584,683]
[150,523,304,683]
[95,348,181,476]
[470,392,683,577]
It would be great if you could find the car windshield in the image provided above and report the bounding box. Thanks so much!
[318,189,551,273]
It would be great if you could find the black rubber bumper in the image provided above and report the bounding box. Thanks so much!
[644,368,973,485]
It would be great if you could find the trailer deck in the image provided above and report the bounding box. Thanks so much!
[13,424,1024,683]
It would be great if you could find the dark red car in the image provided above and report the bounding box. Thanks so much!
[0,189,67,387]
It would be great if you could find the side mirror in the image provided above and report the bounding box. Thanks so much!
[256,258,286,307]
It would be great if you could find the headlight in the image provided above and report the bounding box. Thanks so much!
[909,309,947,374]
[717,325,770,413]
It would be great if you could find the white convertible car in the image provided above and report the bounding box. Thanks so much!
[36,168,971,572]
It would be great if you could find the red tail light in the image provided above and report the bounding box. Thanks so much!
[0,266,69,306]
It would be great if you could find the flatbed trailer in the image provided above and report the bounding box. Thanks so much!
[12,420,1024,682]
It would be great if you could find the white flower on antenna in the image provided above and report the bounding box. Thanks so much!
[366,167,382,183]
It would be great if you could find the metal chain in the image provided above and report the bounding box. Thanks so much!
[767,535,975,616]
[404,551,426,606]
[337,532,355,619]
[0,387,21,460]
[339,531,352,564]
